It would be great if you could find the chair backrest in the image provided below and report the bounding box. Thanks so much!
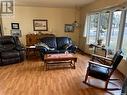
[112,50,122,61]
[0,36,16,51]
[112,50,123,70]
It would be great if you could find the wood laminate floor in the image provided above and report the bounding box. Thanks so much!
[0,53,124,95]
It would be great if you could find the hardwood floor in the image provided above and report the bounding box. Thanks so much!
[0,53,124,95]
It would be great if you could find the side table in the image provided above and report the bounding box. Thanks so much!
[26,45,39,58]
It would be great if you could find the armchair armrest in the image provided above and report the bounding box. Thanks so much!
[92,54,112,62]
[88,61,112,69]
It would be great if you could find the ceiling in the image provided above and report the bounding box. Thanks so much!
[15,0,95,8]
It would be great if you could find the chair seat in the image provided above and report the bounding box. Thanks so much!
[1,50,20,59]
[89,64,109,81]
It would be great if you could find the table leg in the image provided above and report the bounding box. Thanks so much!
[70,60,75,69]
[44,61,47,71]
[73,60,76,69]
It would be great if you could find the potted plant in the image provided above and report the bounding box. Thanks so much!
[97,39,103,45]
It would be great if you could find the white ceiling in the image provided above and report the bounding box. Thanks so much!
[15,0,95,8]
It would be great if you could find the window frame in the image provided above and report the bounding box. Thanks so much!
[85,8,127,59]
[85,13,99,44]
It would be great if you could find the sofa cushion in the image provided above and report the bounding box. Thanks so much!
[56,37,71,49]
[40,37,57,49]
[46,50,59,54]
[59,44,74,50]
[1,50,20,59]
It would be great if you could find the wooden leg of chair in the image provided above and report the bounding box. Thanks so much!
[105,80,109,90]
[83,70,89,83]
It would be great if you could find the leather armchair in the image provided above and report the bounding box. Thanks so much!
[0,36,25,66]
[83,50,123,90]
[37,37,77,59]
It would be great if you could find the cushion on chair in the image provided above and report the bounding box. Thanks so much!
[89,64,110,81]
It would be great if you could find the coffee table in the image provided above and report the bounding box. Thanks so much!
[44,53,77,70]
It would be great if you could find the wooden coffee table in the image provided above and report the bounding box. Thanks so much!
[44,53,77,71]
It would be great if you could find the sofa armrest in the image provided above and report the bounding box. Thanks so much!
[16,46,25,51]
[37,46,48,53]
[66,44,77,52]
[38,46,48,60]
[66,44,77,49]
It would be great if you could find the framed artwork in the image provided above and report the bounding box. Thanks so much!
[33,19,48,31]
[11,23,19,29]
[11,29,22,37]
[64,24,74,32]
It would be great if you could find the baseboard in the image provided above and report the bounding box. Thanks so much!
[117,69,126,81]
[77,48,91,56]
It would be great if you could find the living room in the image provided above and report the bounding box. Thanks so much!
[0,0,127,95]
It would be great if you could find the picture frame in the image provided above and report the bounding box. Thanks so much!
[11,29,22,37]
[64,24,74,32]
[33,19,48,31]
[11,23,19,29]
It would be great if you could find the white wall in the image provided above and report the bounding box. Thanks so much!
[2,6,80,45]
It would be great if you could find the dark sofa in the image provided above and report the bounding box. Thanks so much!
[0,36,25,66]
[37,37,77,59]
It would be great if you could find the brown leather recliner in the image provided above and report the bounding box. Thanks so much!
[0,36,25,66]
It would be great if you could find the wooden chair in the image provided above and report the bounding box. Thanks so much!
[83,50,123,90]
[91,50,122,65]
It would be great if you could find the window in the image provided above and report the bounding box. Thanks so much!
[85,8,127,58]
[122,11,127,58]
[109,11,122,51]
[99,12,110,45]
[86,14,98,44]
[86,12,110,45]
